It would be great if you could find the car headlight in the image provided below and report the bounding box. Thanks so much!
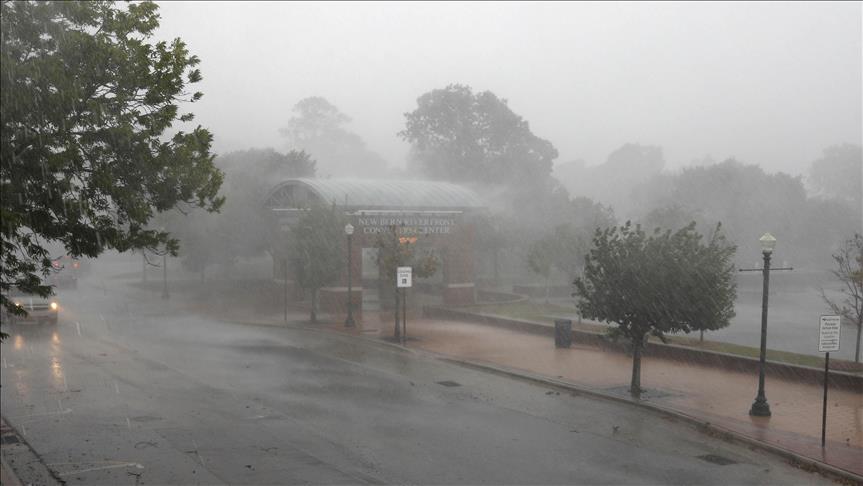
[14,301,21,307]
[50,302,58,311]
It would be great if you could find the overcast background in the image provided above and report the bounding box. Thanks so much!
[154,1,862,175]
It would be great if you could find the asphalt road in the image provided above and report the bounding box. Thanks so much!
[1,264,836,485]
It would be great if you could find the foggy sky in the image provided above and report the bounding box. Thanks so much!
[154,1,862,176]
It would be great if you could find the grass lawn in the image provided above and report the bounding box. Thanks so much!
[461,301,859,371]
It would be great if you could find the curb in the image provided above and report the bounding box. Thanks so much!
[0,417,63,486]
[428,353,863,485]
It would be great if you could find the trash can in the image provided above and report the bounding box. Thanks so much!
[554,319,572,348]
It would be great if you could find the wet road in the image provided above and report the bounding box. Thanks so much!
[1,269,835,484]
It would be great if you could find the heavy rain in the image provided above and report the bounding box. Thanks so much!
[1,2,861,485]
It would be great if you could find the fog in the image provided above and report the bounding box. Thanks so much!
[141,1,863,361]
[155,1,861,175]
[2,3,863,481]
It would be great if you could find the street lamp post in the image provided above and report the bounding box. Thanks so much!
[345,223,355,327]
[749,232,777,417]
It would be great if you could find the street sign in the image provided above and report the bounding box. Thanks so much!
[819,315,841,352]
[397,266,412,288]
[818,314,841,447]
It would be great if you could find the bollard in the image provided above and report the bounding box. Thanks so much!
[554,319,572,348]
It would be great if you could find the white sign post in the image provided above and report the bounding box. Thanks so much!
[396,267,412,344]
[819,315,841,447]
[819,315,841,352]
[397,267,412,288]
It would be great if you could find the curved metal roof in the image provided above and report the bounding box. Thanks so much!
[266,178,485,210]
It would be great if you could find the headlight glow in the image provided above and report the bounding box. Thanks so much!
[14,301,21,307]
[50,302,58,310]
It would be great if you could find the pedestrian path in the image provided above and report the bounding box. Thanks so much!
[317,311,863,479]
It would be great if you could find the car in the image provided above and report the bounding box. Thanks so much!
[1,287,60,325]
[50,255,81,289]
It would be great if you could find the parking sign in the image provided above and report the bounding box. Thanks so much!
[397,266,412,288]
[818,315,841,352]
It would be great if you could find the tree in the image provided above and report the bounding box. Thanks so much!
[280,97,387,178]
[821,234,863,363]
[399,84,558,187]
[375,226,438,340]
[287,203,346,323]
[1,1,223,326]
[664,160,811,265]
[169,148,316,278]
[527,223,595,302]
[526,238,554,303]
[808,144,862,210]
[554,143,665,217]
[574,222,736,396]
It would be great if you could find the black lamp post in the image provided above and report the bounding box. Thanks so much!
[749,232,776,417]
[345,223,356,327]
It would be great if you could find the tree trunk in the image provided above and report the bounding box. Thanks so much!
[393,287,401,340]
[493,248,500,285]
[855,318,861,363]
[700,329,704,343]
[310,289,318,323]
[545,275,550,305]
[630,334,644,397]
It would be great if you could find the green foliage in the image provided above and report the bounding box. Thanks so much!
[280,97,387,177]
[288,203,346,322]
[0,1,223,319]
[527,224,594,282]
[170,148,316,277]
[635,158,856,268]
[526,239,554,280]
[821,233,863,362]
[574,221,736,394]
[555,143,666,216]
[808,144,862,210]
[621,153,863,274]
[399,84,558,186]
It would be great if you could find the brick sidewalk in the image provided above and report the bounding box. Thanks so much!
[318,311,863,479]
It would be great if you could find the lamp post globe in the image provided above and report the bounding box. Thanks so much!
[345,223,356,327]
[750,232,775,417]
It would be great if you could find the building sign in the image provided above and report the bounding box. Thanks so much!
[357,214,458,235]
[819,315,841,352]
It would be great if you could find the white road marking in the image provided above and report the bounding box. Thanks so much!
[12,409,73,421]
[126,417,132,430]
[52,461,144,477]
[113,381,120,394]
[75,321,81,336]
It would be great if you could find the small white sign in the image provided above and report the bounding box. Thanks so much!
[397,266,412,288]
[819,315,841,352]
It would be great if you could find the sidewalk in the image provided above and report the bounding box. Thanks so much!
[315,310,863,480]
